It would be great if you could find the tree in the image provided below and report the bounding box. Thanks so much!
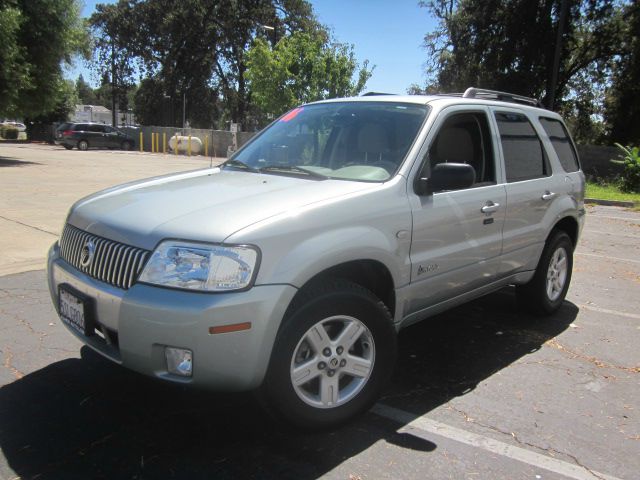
[419,0,626,113]
[246,32,372,121]
[0,0,89,118]
[604,2,640,144]
[76,74,98,105]
[89,0,324,127]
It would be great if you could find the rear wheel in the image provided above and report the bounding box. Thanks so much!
[517,230,573,315]
[77,140,89,151]
[264,279,396,429]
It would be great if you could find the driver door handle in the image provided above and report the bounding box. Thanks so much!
[481,201,500,214]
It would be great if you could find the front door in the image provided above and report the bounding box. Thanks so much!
[406,106,506,316]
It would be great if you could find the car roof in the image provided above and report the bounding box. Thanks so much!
[308,92,560,118]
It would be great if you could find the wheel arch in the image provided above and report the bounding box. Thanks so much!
[552,215,579,246]
[284,259,396,325]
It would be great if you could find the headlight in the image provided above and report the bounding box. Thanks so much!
[138,241,260,292]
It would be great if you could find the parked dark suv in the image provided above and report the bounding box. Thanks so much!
[55,123,135,151]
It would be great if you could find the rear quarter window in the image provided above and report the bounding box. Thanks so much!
[539,117,580,172]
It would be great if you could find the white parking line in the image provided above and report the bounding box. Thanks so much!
[576,252,640,265]
[372,404,623,480]
[577,304,640,320]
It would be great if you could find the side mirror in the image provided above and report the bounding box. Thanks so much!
[415,163,476,195]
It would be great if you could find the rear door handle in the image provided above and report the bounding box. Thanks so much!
[541,191,556,201]
[481,201,500,214]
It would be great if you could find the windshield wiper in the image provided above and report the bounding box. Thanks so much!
[259,165,327,179]
[222,159,259,172]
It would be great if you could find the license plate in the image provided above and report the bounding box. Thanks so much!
[59,287,89,335]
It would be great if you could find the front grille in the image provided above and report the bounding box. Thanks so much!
[59,224,151,289]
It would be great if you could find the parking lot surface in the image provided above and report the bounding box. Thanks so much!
[0,144,638,479]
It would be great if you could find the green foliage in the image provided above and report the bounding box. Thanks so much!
[89,0,324,127]
[611,143,640,193]
[76,74,98,105]
[0,125,19,140]
[604,3,640,145]
[0,0,89,118]
[246,33,372,120]
[419,0,627,114]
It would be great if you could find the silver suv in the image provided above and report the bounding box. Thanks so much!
[47,88,585,428]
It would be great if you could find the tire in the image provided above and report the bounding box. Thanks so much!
[77,140,89,151]
[264,279,396,429]
[63,145,73,150]
[517,230,573,316]
[121,141,133,151]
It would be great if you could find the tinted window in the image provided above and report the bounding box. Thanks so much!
[495,112,548,182]
[88,125,105,133]
[73,124,89,131]
[539,117,579,172]
[425,111,496,187]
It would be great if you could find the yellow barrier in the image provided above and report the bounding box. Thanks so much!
[163,133,166,154]
[156,132,159,153]
[139,132,143,152]
[188,136,192,156]
[151,133,154,153]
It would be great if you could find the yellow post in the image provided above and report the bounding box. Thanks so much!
[139,132,143,152]
[163,132,167,154]
[204,136,208,157]
[188,135,192,156]
[152,133,156,153]
[156,132,159,153]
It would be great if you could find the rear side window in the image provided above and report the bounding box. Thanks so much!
[495,112,549,182]
[73,124,88,131]
[88,125,105,133]
[539,118,580,172]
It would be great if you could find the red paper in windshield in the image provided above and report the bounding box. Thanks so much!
[280,107,303,122]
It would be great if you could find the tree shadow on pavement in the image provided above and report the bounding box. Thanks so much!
[0,288,576,480]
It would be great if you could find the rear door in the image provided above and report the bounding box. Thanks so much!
[406,106,506,314]
[491,108,564,276]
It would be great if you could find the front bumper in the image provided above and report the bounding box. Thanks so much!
[47,242,297,391]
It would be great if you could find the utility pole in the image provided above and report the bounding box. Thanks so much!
[548,0,569,110]
[111,40,117,127]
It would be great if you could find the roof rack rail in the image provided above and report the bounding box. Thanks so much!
[361,91,395,96]
[462,87,544,108]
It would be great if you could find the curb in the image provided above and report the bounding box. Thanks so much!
[585,197,636,207]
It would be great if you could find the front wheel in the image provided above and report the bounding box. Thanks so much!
[264,279,396,429]
[517,230,574,315]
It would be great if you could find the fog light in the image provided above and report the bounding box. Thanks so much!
[165,347,193,377]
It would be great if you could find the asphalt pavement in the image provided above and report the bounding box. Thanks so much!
[0,144,638,480]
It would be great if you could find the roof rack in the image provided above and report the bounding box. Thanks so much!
[462,87,544,108]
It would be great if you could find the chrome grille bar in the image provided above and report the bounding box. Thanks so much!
[58,224,151,290]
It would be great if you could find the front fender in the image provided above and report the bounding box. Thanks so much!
[260,225,410,290]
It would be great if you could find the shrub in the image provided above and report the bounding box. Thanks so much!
[0,125,19,140]
[611,143,640,193]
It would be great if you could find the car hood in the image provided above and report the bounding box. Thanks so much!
[67,167,377,250]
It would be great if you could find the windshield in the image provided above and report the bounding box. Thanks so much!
[229,102,429,182]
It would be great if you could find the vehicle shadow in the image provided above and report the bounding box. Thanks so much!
[0,288,576,480]
[0,156,41,168]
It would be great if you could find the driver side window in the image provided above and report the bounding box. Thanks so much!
[422,111,496,188]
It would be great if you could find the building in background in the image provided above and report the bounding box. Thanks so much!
[70,105,137,126]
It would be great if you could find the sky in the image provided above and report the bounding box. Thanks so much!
[66,0,437,94]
